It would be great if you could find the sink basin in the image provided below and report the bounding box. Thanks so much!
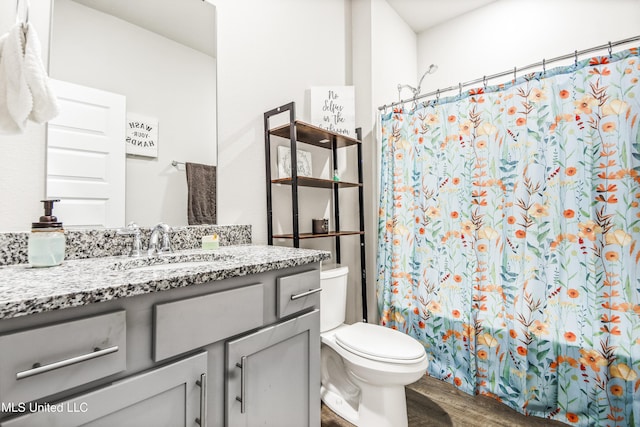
[112,252,232,272]
[127,261,215,272]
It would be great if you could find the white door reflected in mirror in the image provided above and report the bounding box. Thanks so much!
[46,80,126,228]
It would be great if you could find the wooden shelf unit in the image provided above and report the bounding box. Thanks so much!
[272,230,365,240]
[269,121,361,149]
[271,176,361,189]
[264,102,367,321]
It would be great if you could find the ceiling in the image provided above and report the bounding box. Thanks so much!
[386,0,497,33]
[71,0,216,57]
[68,0,495,58]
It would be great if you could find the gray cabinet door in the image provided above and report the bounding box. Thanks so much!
[226,309,320,427]
[1,352,208,427]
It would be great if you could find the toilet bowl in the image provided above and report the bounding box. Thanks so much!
[320,265,428,427]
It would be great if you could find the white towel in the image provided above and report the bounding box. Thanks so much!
[0,24,31,134]
[23,22,58,124]
[0,32,21,134]
[0,22,58,134]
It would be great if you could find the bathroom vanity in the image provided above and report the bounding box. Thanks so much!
[0,239,329,427]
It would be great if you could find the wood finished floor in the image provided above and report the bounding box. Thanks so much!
[321,374,567,427]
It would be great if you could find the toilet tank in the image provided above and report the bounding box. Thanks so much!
[320,264,349,333]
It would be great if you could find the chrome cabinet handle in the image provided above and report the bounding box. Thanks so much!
[290,287,322,301]
[196,373,207,426]
[235,356,247,414]
[16,345,119,380]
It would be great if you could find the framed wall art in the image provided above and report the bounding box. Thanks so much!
[277,146,312,179]
[310,86,355,138]
[125,113,158,157]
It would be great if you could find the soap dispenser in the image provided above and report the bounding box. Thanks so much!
[28,199,66,267]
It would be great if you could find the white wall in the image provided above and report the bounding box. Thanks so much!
[0,1,52,231]
[350,0,373,324]
[371,0,417,109]
[212,0,394,322]
[352,0,417,322]
[212,0,349,242]
[417,0,640,98]
[211,0,418,324]
[51,0,217,227]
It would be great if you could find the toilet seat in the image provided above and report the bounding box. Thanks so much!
[335,323,426,364]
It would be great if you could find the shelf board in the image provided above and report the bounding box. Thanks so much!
[269,121,361,149]
[272,231,364,240]
[271,176,361,189]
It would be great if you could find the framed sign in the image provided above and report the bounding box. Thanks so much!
[277,146,312,179]
[310,86,355,137]
[126,113,158,157]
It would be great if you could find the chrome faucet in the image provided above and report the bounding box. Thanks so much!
[148,223,173,256]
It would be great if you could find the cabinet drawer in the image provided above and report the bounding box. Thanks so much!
[277,270,321,318]
[0,311,126,404]
[154,283,264,361]
[0,351,207,427]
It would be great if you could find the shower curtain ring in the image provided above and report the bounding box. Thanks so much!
[436,89,440,103]
[483,76,487,90]
[608,41,613,58]
[574,50,578,67]
[458,82,462,96]
[542,59,546,75]
[513,66,517,82]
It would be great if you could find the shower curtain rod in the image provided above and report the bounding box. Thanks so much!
[378,34,640,111]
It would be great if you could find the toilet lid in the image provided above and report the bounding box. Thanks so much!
[335,322,425,363]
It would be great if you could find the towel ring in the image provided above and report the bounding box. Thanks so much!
[15,0,30,24]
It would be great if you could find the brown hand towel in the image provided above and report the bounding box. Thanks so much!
[185,162,217,225]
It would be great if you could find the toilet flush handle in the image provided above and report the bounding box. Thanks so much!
[290,287,322,301]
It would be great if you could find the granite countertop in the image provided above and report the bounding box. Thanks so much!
[0,245,330,320]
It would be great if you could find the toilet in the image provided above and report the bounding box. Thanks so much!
[320,264,428,427]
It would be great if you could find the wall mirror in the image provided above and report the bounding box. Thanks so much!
[49,0,217,228]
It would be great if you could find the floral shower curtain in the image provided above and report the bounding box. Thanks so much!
[378,47,640,426]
